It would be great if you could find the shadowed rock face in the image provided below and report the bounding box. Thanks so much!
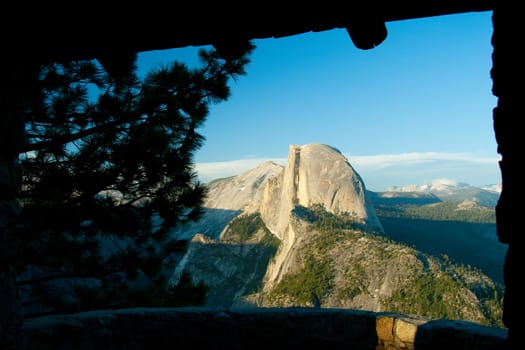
[260,143,384,238]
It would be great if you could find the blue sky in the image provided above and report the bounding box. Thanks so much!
[137,11,500,192]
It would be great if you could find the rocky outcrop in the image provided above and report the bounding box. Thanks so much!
[169,160,282,241]
[258,144,384,289]
[260,144,383,237]
[250,217,504,328]
[205,160,283,213]
[170,230,277,307]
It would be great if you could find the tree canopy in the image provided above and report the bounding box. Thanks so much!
[15,45,254,315]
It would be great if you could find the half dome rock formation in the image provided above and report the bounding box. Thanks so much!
[172,143,382,241]
[260,143,384,238]
[170,143,385,303]
[258,144,384,290]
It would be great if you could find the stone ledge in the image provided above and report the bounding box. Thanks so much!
[20,307,508,350]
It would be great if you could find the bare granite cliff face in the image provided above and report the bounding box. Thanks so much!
[205,160,283,214]
[259,144,384,289]
[260,144,383,237]
[169,160,283,240]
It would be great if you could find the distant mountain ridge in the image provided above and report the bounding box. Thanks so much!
[169,143,504,328]
[384,179,501,207]
[387,179,501,194]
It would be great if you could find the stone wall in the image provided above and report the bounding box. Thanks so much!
[20,307,508,350]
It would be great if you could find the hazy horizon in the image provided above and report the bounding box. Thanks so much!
[193,147,501,192]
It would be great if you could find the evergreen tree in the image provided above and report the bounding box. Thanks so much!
[15,45,254,315]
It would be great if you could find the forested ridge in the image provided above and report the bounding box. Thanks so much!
[373,201,495,223]
[245,205,505,328]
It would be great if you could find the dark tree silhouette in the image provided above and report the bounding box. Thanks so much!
[14,45,254,315]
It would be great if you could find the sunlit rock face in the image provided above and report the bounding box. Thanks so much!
[259,143,383,238]
[205,160,283,213]
[172,143,385,300]
[251,143,384,291]
[177,143,382,243]
[168,161,283,241]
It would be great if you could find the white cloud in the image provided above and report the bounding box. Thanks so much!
[194,152,501,192]
[346,152,501,191]
[346,152,499,169]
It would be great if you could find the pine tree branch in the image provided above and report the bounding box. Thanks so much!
[22,117,129,153]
